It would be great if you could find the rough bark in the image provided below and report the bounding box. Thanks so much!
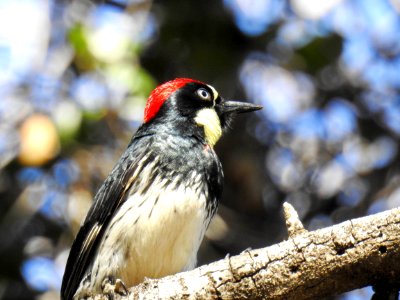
[90,205,400,300]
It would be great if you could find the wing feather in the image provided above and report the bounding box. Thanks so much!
[61,137,148,300]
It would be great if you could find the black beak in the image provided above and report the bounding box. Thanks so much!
[215,100,262,130]
[218,100,263,115]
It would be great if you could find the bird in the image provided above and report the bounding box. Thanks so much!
[61,78,262,299]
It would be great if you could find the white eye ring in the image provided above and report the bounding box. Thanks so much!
[196,88,211,101]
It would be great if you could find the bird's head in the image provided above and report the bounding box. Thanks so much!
[143,78,262,147]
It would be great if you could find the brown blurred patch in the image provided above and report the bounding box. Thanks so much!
[18,114,60,166]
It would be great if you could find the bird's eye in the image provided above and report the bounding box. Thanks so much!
[196,88,211,101]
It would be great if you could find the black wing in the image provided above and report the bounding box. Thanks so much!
[61,136,149,300]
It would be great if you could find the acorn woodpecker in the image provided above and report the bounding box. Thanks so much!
[61,78,262,299]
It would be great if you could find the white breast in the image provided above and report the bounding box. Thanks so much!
[87,170,209,291]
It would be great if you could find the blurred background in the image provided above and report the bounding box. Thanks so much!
[0,0,399,299]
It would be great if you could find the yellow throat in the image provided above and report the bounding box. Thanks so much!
[194,108,222,147]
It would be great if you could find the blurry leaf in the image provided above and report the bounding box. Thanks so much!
[53,101,83,144]
[105,63,156,97]
[68,24,97,71]
[133,67,156,96]
[297,34,343,73]
[81,109,107,121]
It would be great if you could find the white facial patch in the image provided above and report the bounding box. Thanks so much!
[194,108,222,147]
[207,85,219,103]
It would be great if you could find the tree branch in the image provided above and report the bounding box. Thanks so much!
[91,205,400,299]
